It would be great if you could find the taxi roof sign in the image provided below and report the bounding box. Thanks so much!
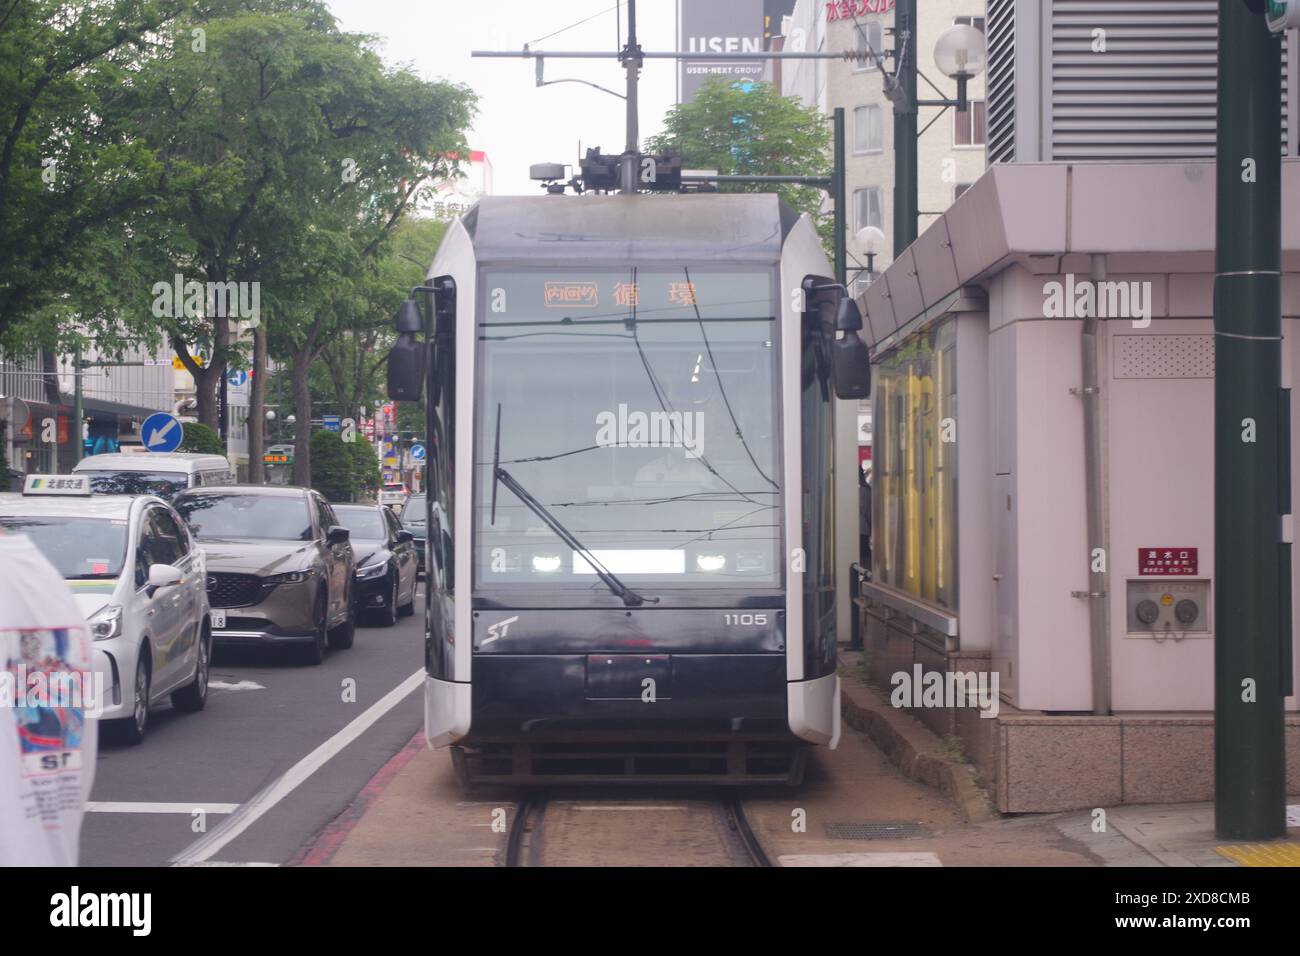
[23,474,92,496]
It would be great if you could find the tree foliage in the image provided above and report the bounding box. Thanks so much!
[347,437,379,497]
[179,421,224,454]
[645,78,833,246]
[308,427,352,501]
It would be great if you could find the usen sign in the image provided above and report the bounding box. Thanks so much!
[678,0,765,102]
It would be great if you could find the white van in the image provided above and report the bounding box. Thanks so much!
[73,452,235,501]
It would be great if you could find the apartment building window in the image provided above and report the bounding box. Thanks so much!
[854,104,883,153]
[855,187,883,232]
[954,15,985,33]
[853,21,883,72]
[954,100,987,147]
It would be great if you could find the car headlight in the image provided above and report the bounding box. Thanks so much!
[531,553,562,573]
[89,605,123,642]
[356,559,388,580]
[266,569,315,585]
[696,553,727,572]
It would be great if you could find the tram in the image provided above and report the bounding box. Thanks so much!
[386,191,871,785]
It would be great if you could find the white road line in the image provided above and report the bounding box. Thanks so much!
[87,802,238,814]
[169,668,424,866]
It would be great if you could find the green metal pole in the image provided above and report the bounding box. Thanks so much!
[892,0,918,256]
[833,106,847,286]
[1214,0,1287,840]
[72,345,83,464]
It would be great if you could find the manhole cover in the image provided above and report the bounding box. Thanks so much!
[824,822,929,840]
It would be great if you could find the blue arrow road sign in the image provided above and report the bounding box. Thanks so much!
[228,369,249,387]
[141,412,184,453]
[410,443,426,461]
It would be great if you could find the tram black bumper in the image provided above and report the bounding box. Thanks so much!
[468,652,789,737]
[457,652,801,784]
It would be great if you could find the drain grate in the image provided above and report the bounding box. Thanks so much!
[824,822,929,841]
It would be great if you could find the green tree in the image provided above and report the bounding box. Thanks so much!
[645,78,832,245]
[309,428,352,501]
[0,0,187,352]
[179,421,224,454]
[347,438,379,498]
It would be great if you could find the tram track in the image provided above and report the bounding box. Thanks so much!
[505,790,774,867]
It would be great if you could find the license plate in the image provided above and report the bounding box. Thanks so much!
[211,609,227,629]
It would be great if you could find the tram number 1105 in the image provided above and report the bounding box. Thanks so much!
[724,613,768,626]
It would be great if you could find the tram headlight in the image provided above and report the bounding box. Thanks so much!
[532,553,563,573]
[696,553,727,572]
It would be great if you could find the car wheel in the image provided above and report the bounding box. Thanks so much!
[374,569,399,628]
[328,593,356,649]
[302,590,328,665]
[112,652,151,745]
[171,626,210,713]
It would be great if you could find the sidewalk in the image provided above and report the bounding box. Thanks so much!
[837,652,1300,866]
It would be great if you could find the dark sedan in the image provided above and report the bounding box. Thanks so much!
[334,504,418,626]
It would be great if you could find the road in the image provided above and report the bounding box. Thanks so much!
[81,596,426,867]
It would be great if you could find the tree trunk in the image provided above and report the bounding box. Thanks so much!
[247,321,267,484]
[290,333,319,488]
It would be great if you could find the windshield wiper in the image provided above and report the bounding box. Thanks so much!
[490,404,656,607]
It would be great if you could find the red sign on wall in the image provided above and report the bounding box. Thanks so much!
[1138,548,1198,576]
[826,0,895,20]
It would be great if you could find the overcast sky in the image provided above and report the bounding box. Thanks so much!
[326,0,680,196]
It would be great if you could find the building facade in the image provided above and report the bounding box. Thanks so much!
[782,0,989,290]
[859,3,1300,810]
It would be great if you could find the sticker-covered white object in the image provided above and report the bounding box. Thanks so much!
[0,534,97,866]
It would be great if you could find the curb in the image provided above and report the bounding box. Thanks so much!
[839,663,997,823]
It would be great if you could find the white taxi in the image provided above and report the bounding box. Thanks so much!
[0,475,212,744]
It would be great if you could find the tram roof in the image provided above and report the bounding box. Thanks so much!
[460,193,800,265]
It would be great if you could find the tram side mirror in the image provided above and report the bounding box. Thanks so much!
[387,298,425,402]
[832,298,871,400]
[835,296,864,333]
[832,331,872,400]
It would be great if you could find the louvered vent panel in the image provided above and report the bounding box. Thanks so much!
[986,0,1017,163]
[1052,0,1289,161]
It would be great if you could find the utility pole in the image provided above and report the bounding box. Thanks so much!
[619,0,641,194]
[72,344,83,464]
[892,0,918,256]
[1213,0,1288,841]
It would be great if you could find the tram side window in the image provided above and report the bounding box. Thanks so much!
[872,317,958,611]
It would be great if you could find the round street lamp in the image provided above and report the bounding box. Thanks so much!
[932,24,987,113]
[855,226,887,280]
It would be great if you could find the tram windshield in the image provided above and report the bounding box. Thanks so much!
[475,267,781,589]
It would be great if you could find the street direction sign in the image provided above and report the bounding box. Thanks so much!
[141,412,184,452]
[323,415,341,433]
[410,443,426,461]
[228,369,249,387]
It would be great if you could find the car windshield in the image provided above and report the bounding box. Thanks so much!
[175,493,313,541]
[336,509,385,541]
[401,495,426,527]
[475,268,781,589]
[79,470,189,500]
[0,515,128,579]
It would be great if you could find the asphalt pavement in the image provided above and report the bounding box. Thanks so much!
[81,592,426,866]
